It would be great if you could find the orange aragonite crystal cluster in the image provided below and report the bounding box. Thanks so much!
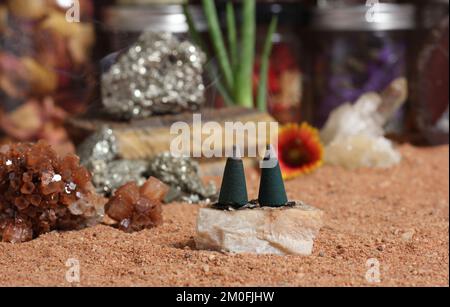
[0,141,105,243]
[105,177,169,233]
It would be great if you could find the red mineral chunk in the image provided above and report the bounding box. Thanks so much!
[105,177,168,233]
[115,182,140,204]
[104,182,139,222]
[21,182,35,194]
[132,197,163,230]
[29,194,42,206]
[0,141,105,243]
[1,218,33,244]
[140,177,170,201]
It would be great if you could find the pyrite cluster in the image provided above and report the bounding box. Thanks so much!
[102,32,206,120]
[148,152,217,204]
[77,127,148,196]
[78,128,217,203]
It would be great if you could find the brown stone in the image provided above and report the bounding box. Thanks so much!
[140,177,170,201]
[105,177,167,233]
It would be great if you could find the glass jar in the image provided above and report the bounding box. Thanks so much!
[254,2,308,124]
[102,2,211,108]
[0,0,95,113]
[411,1,449,145]
[0,0,95,154]
[102,3,206,52]
[311,4,415,129]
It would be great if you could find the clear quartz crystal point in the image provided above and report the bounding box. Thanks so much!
[321,79,406,169]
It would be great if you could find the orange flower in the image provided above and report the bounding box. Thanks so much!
[277,123,324,180]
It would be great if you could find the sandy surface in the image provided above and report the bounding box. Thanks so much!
[0,145,448,287]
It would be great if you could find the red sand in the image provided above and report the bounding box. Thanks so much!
[0,145,448,286]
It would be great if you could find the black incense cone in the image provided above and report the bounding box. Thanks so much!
[258,145,288,207]
[218,146,249,206]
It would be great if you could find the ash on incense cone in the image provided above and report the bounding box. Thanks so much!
[258,145,288,207]
[195,144,324,255]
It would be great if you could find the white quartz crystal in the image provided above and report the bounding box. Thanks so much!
[195,204,323,256]
[324,134,401,169]
[321,78,407,169]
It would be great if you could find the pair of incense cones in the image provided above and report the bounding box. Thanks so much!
[217,145,288,208]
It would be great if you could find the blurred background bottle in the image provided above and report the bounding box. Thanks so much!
[102,0,206,52]
[253,1,309,124]
[309,3,415,131]
[409,0,449,145]
[0,0,95,154]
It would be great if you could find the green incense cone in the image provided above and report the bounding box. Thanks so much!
[258,145,288,207]
[218,146,248,206]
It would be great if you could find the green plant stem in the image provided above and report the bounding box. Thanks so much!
[257,16,278,112]
[183,4,207,53]
[208,63,234,106]
[184,4,233,106]
[226,2,238,77]
[202,0,234,94]
[235,0,256,108]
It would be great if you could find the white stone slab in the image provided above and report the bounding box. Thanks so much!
[195,203,323,256]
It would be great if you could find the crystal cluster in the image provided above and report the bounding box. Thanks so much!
[0,141,105,243]
[77,127,118,164]
[88,160,149,196]
[101,32,206,120]
[77,127,217,202]
[77,127,148,195]
[321,78,407,169]
[148,153,217,204]
[105,177,169,233]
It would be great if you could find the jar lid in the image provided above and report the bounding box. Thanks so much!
[255,2,308,26]
[102,4,207,33]
[116,0,187,4]
[312,3,416,31]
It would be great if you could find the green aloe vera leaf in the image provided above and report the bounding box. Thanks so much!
[257,16,278,112]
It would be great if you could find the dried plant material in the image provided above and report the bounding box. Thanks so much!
[7,0,47,20]
[21,57,58,95]
[68,23,95,65]
[0,98,74,157]
[0,141,106,243]
[105,177,169,233]
[0,0,95,119]
[40,11,95,65]
[0,101,43,139]
[0,53,30,99]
